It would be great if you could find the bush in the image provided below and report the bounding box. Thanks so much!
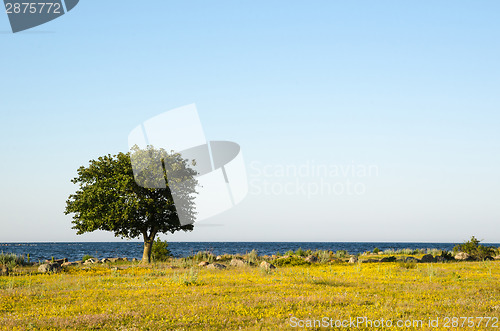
[295,247,306,257]
[192,251,214,263]
[151,238,172,262]
[246,249,259,264]
[273,256,310,267]
[453,236,495,261]
[335,250,349,258]
[0,252,27,267]
[82,254,94,262]
[373,247,380,254]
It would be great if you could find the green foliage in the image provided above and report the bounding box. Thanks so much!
[192,251,214,263]
[453,236,495,260]
[246,249,259,264]
[440,251,453,261]
[65,146,199,263]
[295,247,306,257]
[0,252,27,267]
[335,250,349,258]
[373,247,380,254]
[82,254,94,262]
[151,238,172,262]
[273,256,310,267]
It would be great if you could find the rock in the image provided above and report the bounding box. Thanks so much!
[61,261,81,267]
[38,263,61,273]
[348,256,358,263]
[207,263,226,270]
[0,265,8,276]
[101,258,110,263]
[260,261,276,270]
[216,255,222,261]
[132,258,138,262]
[83,258,98,265]
[420,254,436,263]
[493,256,500,260]
[454,252,470,261]
[380,256,396,262]
[305,255,318,263]
[230,259,246,267]
[198,261,209,267]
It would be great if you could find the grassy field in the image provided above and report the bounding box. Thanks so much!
[1,259,499,330]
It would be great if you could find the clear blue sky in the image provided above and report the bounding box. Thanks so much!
[1,1,499,242]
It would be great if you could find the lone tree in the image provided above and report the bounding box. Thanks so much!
[65,146,198,263]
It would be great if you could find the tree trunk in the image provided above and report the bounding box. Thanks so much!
[142,231,157,263]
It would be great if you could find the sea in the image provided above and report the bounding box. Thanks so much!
[1,242,499,262]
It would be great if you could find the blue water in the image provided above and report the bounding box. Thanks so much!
[1,242,499,262]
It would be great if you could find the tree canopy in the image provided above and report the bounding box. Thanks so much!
[65,146,198,263]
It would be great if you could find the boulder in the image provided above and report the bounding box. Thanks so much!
[61,261,81,267]
[260,261,276,270]
[198,261,209,267]
[348,256,358,264]
[305,255,318,263]
[380,256,396,262]
[0,265,8,276]
[83,258,98,265]
[230,259,246,267]
[207,263,226,270]
[454,252,470,261]
[38,263,61,273]
[420,254,436,263]
[132,258,139,262]
[216,255,222,261]
[101,258,110,263]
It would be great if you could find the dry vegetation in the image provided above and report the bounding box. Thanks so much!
[1,255,499,330]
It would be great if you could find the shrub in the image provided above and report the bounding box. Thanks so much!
[373,247,380,254]
[192,251,214,263]
[273,256,310,267]
[82,254,94,262]
[151,238,172,262]
[335,250,349,259]
[317,250,332,263]
[453,236,495,260]
[0,252,27,267]
[295,247,306,257]
[246,249,259,264]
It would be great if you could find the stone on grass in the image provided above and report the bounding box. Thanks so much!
[198,261,209,267]
[38,263,61,273]
[230,259,246,267]
[348,256,358,264]
[420,254,436,263]
[260,261,276,270]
